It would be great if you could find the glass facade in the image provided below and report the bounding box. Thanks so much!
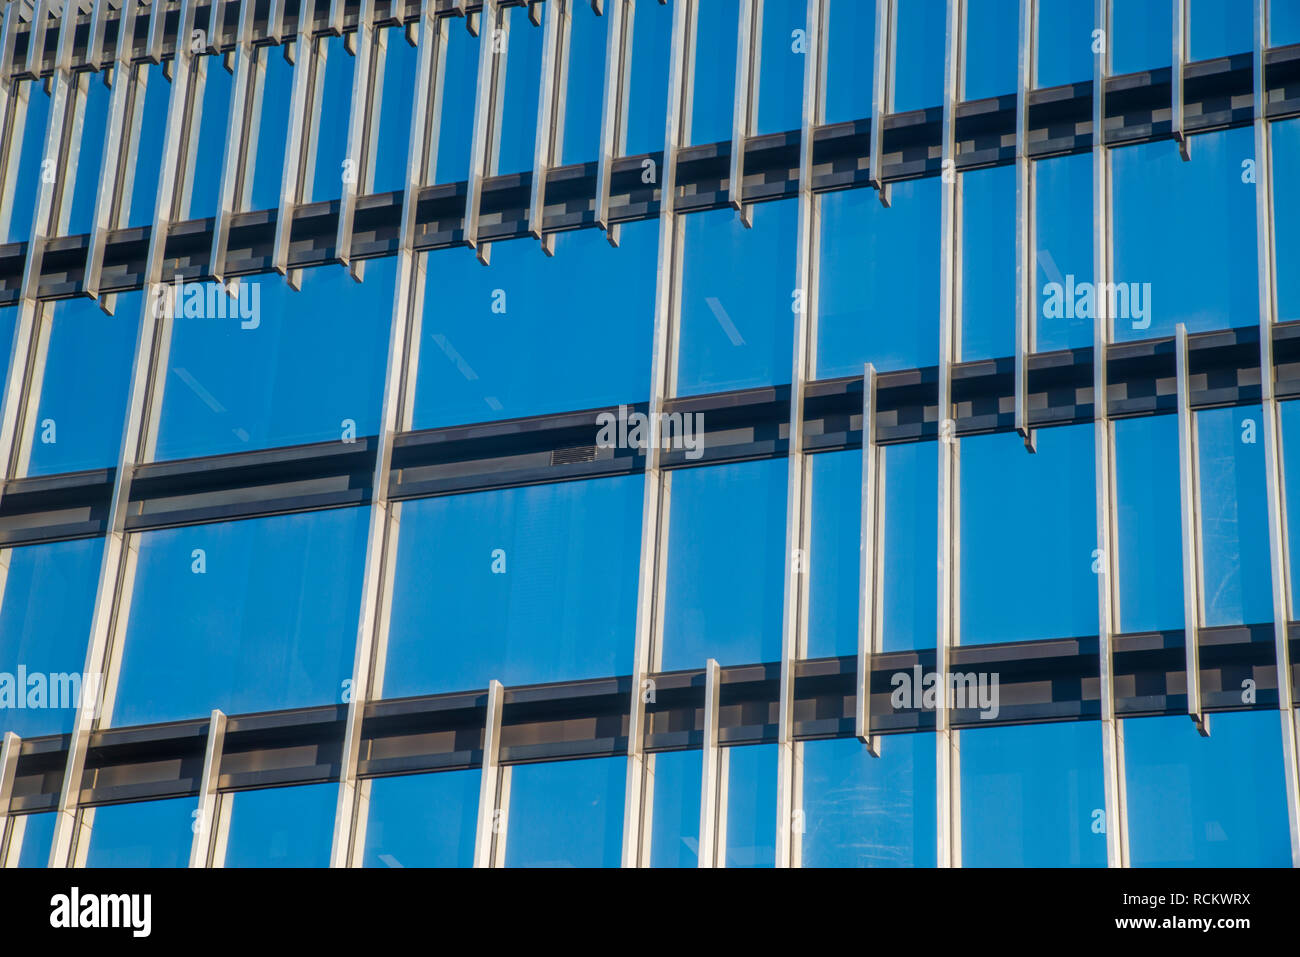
[0,0,1297,875]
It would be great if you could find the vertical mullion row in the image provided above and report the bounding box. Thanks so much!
[594,0,632,246]
[21,0,53,80]
[1013,0,1036,452]
[935,0,964,870]
[464,0,509,265]
[528,0,572,255]
[856,363,884,753]
[774,0,826,870]
[1253,0,1300,868]
[1172,0,1189,159]
[86,0,114,73]
[1174,324,1210,735]
[868,0,895,206]
[620,0,694,869]
[187,709,227,867]
[338,0,390,282]
[329,0,446,869]
[697,658,726,867]
[472,679,509,867]
[47,0,204,869]
[728,0,761,227]
[0,3,26,246]
[1092,0,1130,869]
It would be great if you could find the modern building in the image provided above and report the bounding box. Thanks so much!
[0,0,1297,868]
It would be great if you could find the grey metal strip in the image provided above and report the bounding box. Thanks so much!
[336,0,385,279]
[528,0,571,254]
[1174,323,1210,735]
[856,362,883,754]
[472,678,506,867]
[1014,0,1036,451]
[698,657,724,867]
[1172,0,1189,160]
[868,0,895,206]
[593,0,631,246]
[187,709,227,867]
[274,0,325,287]
[728,0,760,228]
[464,0,507,264]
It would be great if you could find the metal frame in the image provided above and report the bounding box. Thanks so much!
[335,0,387,281]
[527,0,571,255]
[0,731,19,865]
[1172,0,1190,160]
[1013,0,1036,452]
[472,678,508,867]
[188,709,227,867]
[868,0,896,207]
[697,657,726,867]
[728,0,761,228]
[464,0,509,264]
[1174,323,1210,736]
[593,0,632,246]
[856,363,883,754]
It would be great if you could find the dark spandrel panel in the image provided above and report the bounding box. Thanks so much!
[802,735,937,867]
[373,27,419,194]
[1189,0,1253,61]
[25,294,139,477]
[893,0,944,113]
[960,721,1107,867]
[61,76,110,239]
[504,755,625,867]
[126,63,170,229]
[2,80,50,245]
[960,164,1015,362]
[362,769,479,868]
[413,221,656,430]
[1113,129,1258,342]
[1114,414,1184,634]
[113,508,368,727]
[0,537,103,740]
[1197,405,1274,628]
[562,2,609,167]
[1034,152,1093,353]
[497,5,544,179]
[724,742,777,867]
[223,782,336,867]
[249,47,293,213]
[676,200,797,396]
[1037,0,1094,88]
[824,0,874,127]
[807,449,860,660]
[1113,0,1172,75]
[12,811,56,868]
[383,475,642,698]
[83,797,193,868]
[689,0,738,148]
[153,260,392,460]
[662,457,787,672]
[648,747,702,868]
[624,0,672,158]
[756,0,805,137]
[189,57,235,223]
[1125,711,1292,866]
[964,0,1018,102]
[961,424,1096,645]
[1275,118,1300,325]
[816,180,940,379]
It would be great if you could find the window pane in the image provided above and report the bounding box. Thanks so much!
[961,165,1015,361]
[662,458,786,671]
[434,23,481,184]
[1037,0,1094,88]
[961,425,1096,643]
[2,80,50,244]
[223,783,336,867]
[824,0,874,126]
[1113,0,1171,76]
[62,76,111,237]
[561,3,608,165]
[113,509,368,726]
[894,0,944,112]
[1125,711,1292,866]
[807,450,859,659]
[624,0,673,157]
[648,748,702,867]
[689,0,738,146]
[373,28,418,193]
[1273,118,1300,324]
[756,0,805,135]
[362,770,479,868]
[1189,0,1252,60]
[313,35,359,194]
[0,538,103,739]
[802,735,937,867]
[84,797,193,867]
[12,811,56,868]
[723,743,777,867]
[126,64,170,228]
[1035,152,1094,352]
[189,57,235,221]
[677,201,797,395]
[504,757,625,867]
[964,0,1018,101]
[497,7,544,177]
[1281,401,1300,612]
[1114,414,1183,633]
[383,476,642,698]
[961,721,1107,866]
[248,48,293,211]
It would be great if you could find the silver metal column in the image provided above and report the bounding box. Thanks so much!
[728,0,761,227]
[188,709,227,867]
[1172,0,1190,160]
[336,0,388,282]
[464,0,509,265]
[856,363,884,754]
[594,0,632,246]
[1174,324,1210,736]
[868,0,895,207]
[0,731,19,866]
[1014,0,1037,452]
[472,678,509,867]
[528,0,572,255]
[697,657,728,867]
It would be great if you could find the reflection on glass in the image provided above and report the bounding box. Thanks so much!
[757,0,805,135]
[1189,0,1252,60]
[362,770,479,868]
[961,165,1015,361]
[807,450,860,659]
[248,49,293,211]
[224,783,336,867]
[689,0,738,146]
[1035,152,1093,352]
[1273,118,1300,324]
[2,80,50,244]
[625,0,672,157]
[964,0,1018,101]
[1280,401,1300,612]
[648,748,702,867]
[505,757,625,867]
[824,0,875,126]
[433,23,481,184]
[724,743,777,867]
[126,65,170,228]
[84,797,192,867]
[189,59,234,221]
[1114,414,1183,633]
[62,77,111,237]
[1113,0,1171,75]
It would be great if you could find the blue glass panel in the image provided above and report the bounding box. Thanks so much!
[62,75,111,237]
[84,797,193,867]
[824,0,874,126]
[961,721,1107,866]
[1274,0,1300,45]
[964,0,1018,101]
[14,811,56,868]
[1035,152,1093,352]
[816,180,940,378]
[25,293,139,476]
[961,165,1015,361]
[807,450,860,660]
[961,425,1096,644]
[2,80,50,244]
[690,0,738,146]
[1112,130,1257,341]
[677,201,797,395]
[0,538,103,739]
[802,735,937,866]
[312,35,357,195]
[383,475,642,698]
[1280,401,1300,612]
[1197,405,1272,627]
[248,48,293,211]
[154,261,391,460]
[1114,414,1183,633]
[662,458,786,671]
[624,0,672,157]
[373,27,418,193]
[224,783,336,867]
[756,0,805,136]
[724,743,777,867]
[497,7,543,177]
[1125,711,1291,866]
[188,57,234,221]
[113,508,367,726]
[362,770,479,868]
[1113,0,1171,75]
[412,221,656,429]
[504,757,625,867]
[126,64,170,227]
[648,748,702,868]
[1037,0,1094,88]
[561,2,608,165]
[433,23,480,184]
[1189,0,1252,60]
[1273,118,1300,324]
[893,0,944,112]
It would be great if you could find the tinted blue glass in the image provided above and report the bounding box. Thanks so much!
[725,743,777,867]
[433,24,480,184]
[373,28,418,192]
[562,3,608,164]
[14,811,56,868]
[1275,0,1300,45]
[1281,401,1300,612]
[964,0,1018,101]
[962,425,1096,643]
[757,0,805,135]
[677,201,797,395]
[662,458,786,670]
[62,75,110,236]
[1037,0,1094,88]
[1113,0,1171,75]
[1197,405,1273,627]
[504,757,625,867]
[1274,118,1300,324]
[2,80,49,244]
[1125,711,1291,866]
[625,0,672,157]
[413,222,656,429]
[1114,414,1183,633]
[961,165,1015,360]
[802,735,937,867]
[362,770,479,867]
[807,450,859,659]
[1035,152,1094,352]
[224,783,335,867]
[824,0,874,126]
[497,7,543,176]
[816,179,940,378]
[189,57,234,220]
[154,262,391,459]
[383,476,642,697]
[961,721,1107,866]
[690,0,738,146]
[1189,0,1252,60]
[0,538,103,739]
[25,294,139,476]
[648,748,702,867]
[1113,130,1258,341]
[894,0,944,112]
[127,64,170,227]
[312,35,357,195]
[249,48,293,211]
[882,442,938,651]
[84,797,192,867]
[113,508,367,726]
